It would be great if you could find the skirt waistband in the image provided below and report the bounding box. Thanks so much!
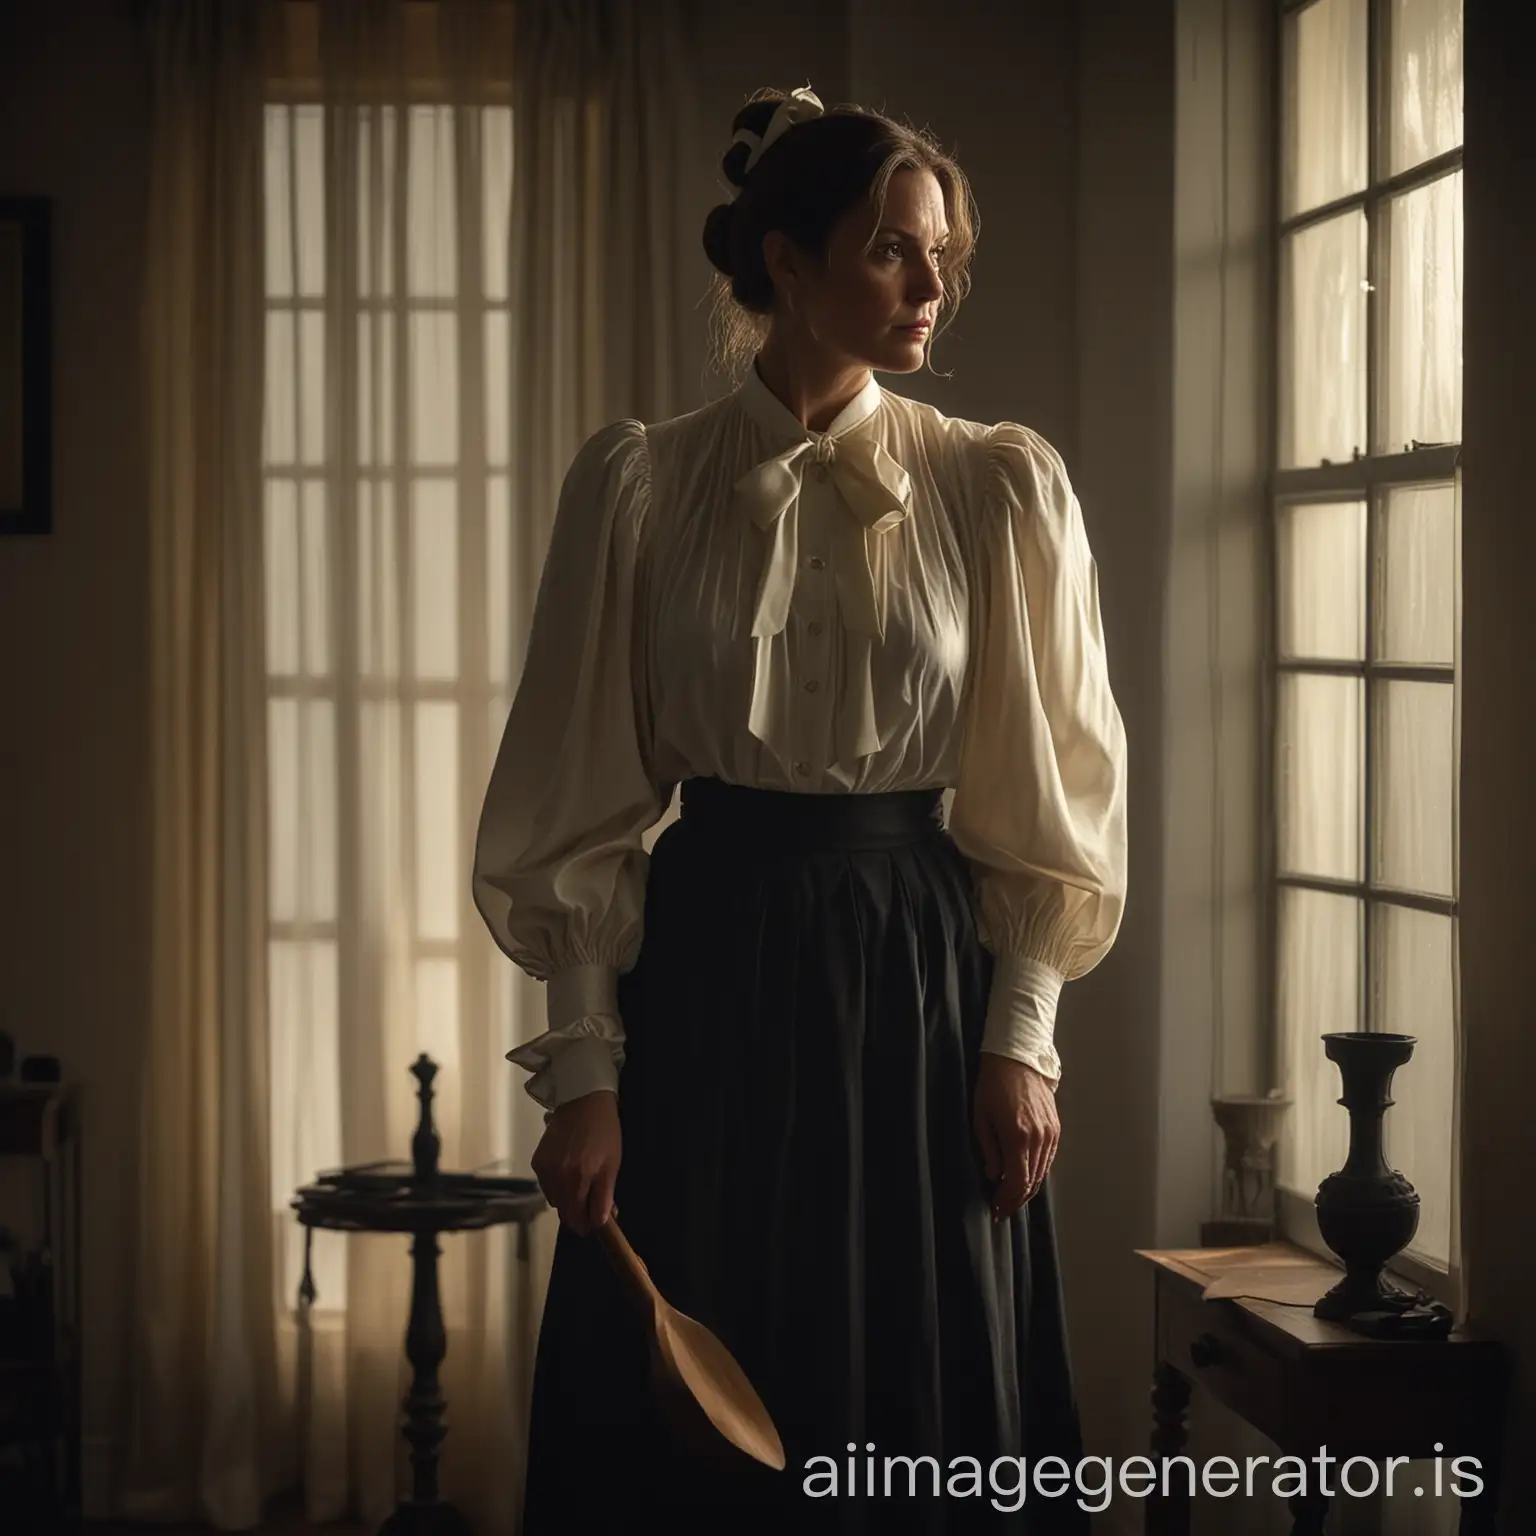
[677,776,946,851]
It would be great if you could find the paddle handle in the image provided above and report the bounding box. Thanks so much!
[597,1218,663,1316]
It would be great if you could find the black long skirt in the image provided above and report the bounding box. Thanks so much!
[520,777,1091,1535]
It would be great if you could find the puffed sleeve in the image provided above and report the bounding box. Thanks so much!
[471,419,668,1113]
[948,422,1128,1087]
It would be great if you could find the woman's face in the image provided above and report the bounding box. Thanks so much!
[767,167,950,375]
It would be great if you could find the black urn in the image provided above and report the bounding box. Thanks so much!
[1313,1032,1425,1323]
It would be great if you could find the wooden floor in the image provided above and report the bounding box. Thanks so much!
[87,1524,369,1535]
[86,1494,370,1535]
[88,1526,368,1536]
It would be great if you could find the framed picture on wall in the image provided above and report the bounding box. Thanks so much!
[0,197,51,537]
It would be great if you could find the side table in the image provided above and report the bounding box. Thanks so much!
[1137,1244,1509,1535]
[0,1081,82,1530]
[292,1057,547,1535]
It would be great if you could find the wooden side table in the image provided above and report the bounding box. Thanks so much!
[291,1056,549,1536]
[0,1081,82,1531]
[1137,1244,1509,1535]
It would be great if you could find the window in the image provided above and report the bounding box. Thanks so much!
[261,98,517,1309]
[1270,0,1463,1286]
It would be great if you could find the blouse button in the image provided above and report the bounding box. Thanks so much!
[808,620,823,636]
[814,464,830,482]
[804,679,819,693]
[808,555,825,571]
[794,761,811,777]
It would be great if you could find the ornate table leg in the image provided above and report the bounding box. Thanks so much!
[1146,1361,1193,1536]
[379,1229,472,1536]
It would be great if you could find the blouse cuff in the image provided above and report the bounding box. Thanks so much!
[980,952,1065,1088]
[547,963,622,1031]
[506,1015,625,1113]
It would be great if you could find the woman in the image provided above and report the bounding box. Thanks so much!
[472,86,1127,1534]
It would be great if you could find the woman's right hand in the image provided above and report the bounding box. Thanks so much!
[530,1089,622,1235]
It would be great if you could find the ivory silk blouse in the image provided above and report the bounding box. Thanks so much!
[471,361,1128,1112]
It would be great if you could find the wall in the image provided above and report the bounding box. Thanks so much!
[845,0,1079,448]
[0,0,152,1513]
[1458,0,1536,1517]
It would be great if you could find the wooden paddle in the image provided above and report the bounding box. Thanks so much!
[597,1218,786,1471]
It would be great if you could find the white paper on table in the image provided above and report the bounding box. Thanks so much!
[1201,1262,1337,1306]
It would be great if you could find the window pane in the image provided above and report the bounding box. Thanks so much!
[485,310,509,467]
[1282,0,1368,216]
[1373,905,1454,1266]
[358,313,396,467]
[410,312,459,466]
[408,105,457,299]
[358,480,400,681]
[1377,483,1457,665]
[268,698,337,925]
[297,311,325,465]
[358,106,398,300]
[266,106,324,300]
[414,702,460,942]
[1373,679,1455,897]
[1385,172,1463,453]
[1278,888,1359,1194]
[264,310,296,466]
[265,479,301,676]
[412,479,459,680]
[266,480,334,679]
[1388,0,1464,175]
[1278,500,1365,661]
[300,482,331,677]
[292,105,325,298]
[256,308,330,471]
[1281,212,1367,468]
[487,474,510,689]
[483,106,514,302]
[265,107,293,300]
[1278,673,1363,882]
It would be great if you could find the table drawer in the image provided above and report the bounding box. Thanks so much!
[1157,1276,1287,1441]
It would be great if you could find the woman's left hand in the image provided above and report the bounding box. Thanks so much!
[972,1054,1060,1222]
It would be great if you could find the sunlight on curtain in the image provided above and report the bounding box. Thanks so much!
[1279,211,1367,469]
[1387,0,1464,175]
[262,87,536,1530]
[263,88,516,1289]
[1281,0,1367,218]
[1275,481,1460,1270]
[1387,170,1463,452]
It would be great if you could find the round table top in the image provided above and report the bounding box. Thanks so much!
[292,1161,549,1234]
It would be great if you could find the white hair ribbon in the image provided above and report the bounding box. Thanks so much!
[726,86,825,201]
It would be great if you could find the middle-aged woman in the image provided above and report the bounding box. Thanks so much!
[473,85,1128,1534]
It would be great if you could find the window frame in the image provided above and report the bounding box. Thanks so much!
[260,94,522,1315]
[1266,0,1463,1305]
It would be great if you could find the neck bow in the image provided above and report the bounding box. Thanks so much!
[732,421,912,765]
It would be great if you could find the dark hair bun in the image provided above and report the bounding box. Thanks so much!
[704,95,794,279]
[702,202,735,278]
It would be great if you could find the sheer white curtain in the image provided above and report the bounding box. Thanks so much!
[128,0,690,1529]
[122,2,279,1527]
[264,5,530,1528]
